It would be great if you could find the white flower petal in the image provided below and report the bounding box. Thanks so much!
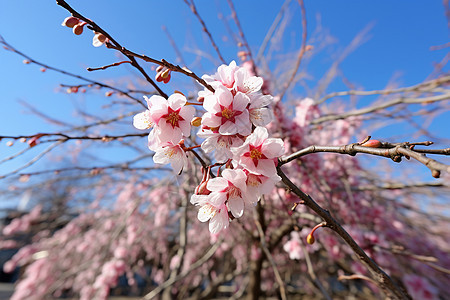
[133,111,152,130]
[262,138,285,158]
[207,177,228,192]
[209,209,229,234]
[228,197,244,218]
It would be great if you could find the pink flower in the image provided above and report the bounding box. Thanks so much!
[149,93,195,144]
[197,126,245,162]
[248,94,274,127]
[403,274,438,300]
[152,142,188,174]
[283,231,303,260]
[232,127,284,179]
[202,86,251,136]
[190,194,229,234]
[244,171,278,202]
[202,61,263,95]
[133,110,153,130]
[207,169,248,217]
[133,96,154,130]
[202,61,240,90]
[233,66,263,95]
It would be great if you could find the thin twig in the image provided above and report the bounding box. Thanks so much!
[106,45,215,93]
[317,75,450,104]
[143,241,221,299]
[183,0,226,64]
[254,218,287,300]
[0,35,146,108]
[86,60,131,71]
[226,0,258,76]
[55,0,168,99]
[278,0,307,101]
[312,92,450,124]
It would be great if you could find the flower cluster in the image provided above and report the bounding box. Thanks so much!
[134,93,195,174]
[134,61,284,234]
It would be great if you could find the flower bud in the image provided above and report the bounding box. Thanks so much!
[306,233,315,245]
[161,69,170,79]
[92,32,108,47]
[73,24,84,35]
[361,139,382,148]
[62,16,80,28]
[191,117,202,127]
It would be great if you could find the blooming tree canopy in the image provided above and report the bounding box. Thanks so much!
[0,1,449,300]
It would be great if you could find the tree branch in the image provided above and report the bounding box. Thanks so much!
[277,167,411,299]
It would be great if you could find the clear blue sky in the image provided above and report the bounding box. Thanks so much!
[0,0,448,178]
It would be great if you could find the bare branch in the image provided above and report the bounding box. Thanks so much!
[278,0,307,101]
[277,167,411,299]
[312,91,450,124]
[55,0,168,98]
[183,0,226,64]
[280,142,450,177]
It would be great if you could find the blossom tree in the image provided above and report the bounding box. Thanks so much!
[0,1,449,300]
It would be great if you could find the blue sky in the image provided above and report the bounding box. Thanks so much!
[0,0,448,180]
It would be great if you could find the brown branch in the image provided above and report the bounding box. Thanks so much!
[0,35,147,108]
[106,45,215,93]
[312,91,450,124]
[278,0,307,100]
[226,0,259,77]
[277,167,411,299]
[300,240,332,300]
[55,0,168,99]
[338,274,378,286]
[317,75,450,104]
[280,143,450,177]
[254,217,287,300]
[0,133,147,141]
[183,0,226,64]
[143,241,222,299]
[86,60,132,71]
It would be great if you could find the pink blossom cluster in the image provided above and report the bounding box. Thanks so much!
[134,61,284,234]
[133,93,195,174]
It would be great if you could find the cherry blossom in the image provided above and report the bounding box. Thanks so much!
[148,93,195,144]
[283,231,303,260]
[202,61,263,96]
[133,96,154,130]
[232,126,284,179]
[248,93,274,127]
[202,60,240,90]
[202,85,251,136]
[133,110,153,130]
[244,170,278,202]
[197,126,245,162]
[206,169,249,217]
[403,274,438,300]
[152,142,188,174]
[190,194,229,234]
